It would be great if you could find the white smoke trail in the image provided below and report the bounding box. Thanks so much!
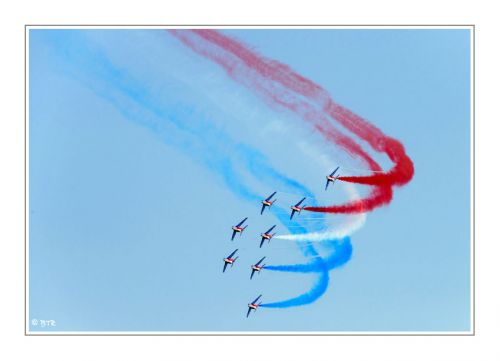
[275,182,367,242]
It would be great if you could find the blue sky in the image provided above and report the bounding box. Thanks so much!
[29,28,471,332]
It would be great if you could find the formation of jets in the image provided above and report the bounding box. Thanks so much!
[223,167,341,317]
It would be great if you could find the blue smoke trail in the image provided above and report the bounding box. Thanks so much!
[36,30,352,308]
[260,269,330,308]
[263,237,352,273]
[260,237,352,308]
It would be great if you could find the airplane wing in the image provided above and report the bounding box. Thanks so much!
[295,197,306,207]
[231,230,237,241]
[267,225,276,233]
[252,295,262,304]
[260,204,266,215]
[259,238,265,248]
[290,209,296,219]
[330,166,339,176]
[236,217,248,227]
[325,179,331,190]
[266,191,277,201]
[228,249,238,258]
[246,308,252,318]
[250,269,256,280]
[255,257,266,266]
[223,262,228,273]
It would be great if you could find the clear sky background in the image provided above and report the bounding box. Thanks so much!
[28,28,471,332]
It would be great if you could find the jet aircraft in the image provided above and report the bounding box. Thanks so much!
[290,197,306,220]
[231,218,248,240]
[259,225,276,248]
[250,257,266,280]
[223,249,239,272]
[325,166,340,190]
[261,192,277,215]
[247,294,263,317]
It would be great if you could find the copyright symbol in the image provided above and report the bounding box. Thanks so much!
[31,319,38,326]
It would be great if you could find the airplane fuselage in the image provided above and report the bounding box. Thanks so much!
[248,303,259,310]
[262,200,273,206]
[261,233,272,240]
[232,226,244,232]
[252,265,263,271]
[291,206,302,212]
[224,258,236,264]
[327,175,338,181]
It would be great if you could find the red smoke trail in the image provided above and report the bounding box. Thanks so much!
[189,29,414,187]
[169,30,382,172]
[190,29,328,101]
[306,185,392,213]
[168,29,414,214]
[325,103,414,187]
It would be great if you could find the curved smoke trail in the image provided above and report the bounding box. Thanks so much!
[260,237,352,308]
[168,29,415,215]
[185,29,414,188]
[261,270,330,309]
[263,237,352,273]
